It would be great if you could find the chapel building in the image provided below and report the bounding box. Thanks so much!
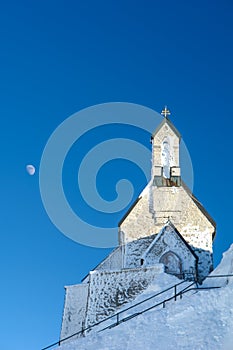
[60,107,216,342]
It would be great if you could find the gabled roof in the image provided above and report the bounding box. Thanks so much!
[118,181,152,227]
[181,180,216,236]
[81,246,122,282]
[151,117,181,140]
[142,221,198,261]
[118,196,142,227]
[125,233,157,254]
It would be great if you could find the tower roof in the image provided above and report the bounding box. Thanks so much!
[151,115,181,140]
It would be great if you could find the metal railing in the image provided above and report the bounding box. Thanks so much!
[41,274,233,350]
[98,281,196,333]
[41,280,187,350]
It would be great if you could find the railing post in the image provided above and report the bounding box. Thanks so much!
[163,301,165,308]
[116,313,119,324]
[174,285,177,301]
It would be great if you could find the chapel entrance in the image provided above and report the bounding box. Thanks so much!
[159,251,182,275]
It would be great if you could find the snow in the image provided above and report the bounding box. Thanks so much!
[56,244,233,350]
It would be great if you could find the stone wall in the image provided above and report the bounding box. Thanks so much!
[152,187,215,247]
[124,235,156,268]
[85,265,164,327]
[95,246,123,271]
[194,249,213,280]
[119,190,155,244]
[60,284,89,342]
[143,225,197,275]
[120,186,215,253]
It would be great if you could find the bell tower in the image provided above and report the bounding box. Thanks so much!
[151,106,181,187]
[118,106,216,280]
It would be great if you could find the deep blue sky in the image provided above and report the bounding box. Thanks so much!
[1,1,233,349]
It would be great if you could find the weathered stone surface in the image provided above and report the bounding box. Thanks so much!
[94,246,123,271]
[60,284,89,342]
[124,235,156,268]
[142,224,197,276]
[85,265,164,327]
[119,190,155,244]
[120,186,214,247]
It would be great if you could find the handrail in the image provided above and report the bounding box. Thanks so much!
[205,274,233,278]
[41,279,186,350]
[107,279,186,319]
[41,274,233,350]
[99,281,196,332]
[99,282,225,333]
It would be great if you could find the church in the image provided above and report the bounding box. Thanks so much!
[60,107,216,342]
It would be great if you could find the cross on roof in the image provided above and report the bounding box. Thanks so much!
[161,106,171,118]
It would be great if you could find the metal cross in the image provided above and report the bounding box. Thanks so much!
[161,106,171,118]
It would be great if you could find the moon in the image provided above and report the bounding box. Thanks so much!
[26,164,36,176]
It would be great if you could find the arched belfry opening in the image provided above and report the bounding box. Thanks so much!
[161,136,172,179]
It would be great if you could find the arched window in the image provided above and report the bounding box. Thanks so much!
[161,137,171,179]
[159,251,182,275]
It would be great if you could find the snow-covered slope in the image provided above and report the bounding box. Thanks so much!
[57,245,233,350]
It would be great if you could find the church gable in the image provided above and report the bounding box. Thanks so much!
[141,222,197,278]
[119,184,215,252]
[118,185,155,245]
[151,186,215,241]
